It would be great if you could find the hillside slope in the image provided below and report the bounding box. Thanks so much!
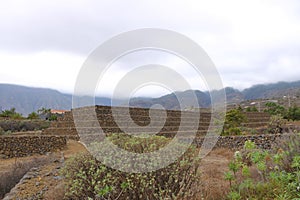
[0,84,114,116]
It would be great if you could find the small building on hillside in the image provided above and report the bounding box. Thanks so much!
[39,109,68,120]
[50,109,67,115]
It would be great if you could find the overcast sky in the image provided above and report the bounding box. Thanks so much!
[0,0,300,97]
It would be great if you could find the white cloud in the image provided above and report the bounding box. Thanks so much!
[0,0,300,96]
[0,51,83,93]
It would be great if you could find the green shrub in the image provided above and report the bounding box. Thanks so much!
[62,134,200,200]
[222,109,247,136]
[225,134,300,200]
[48,114,57,121]
[264,102,286,116]
[245,106,258,112]
[0,108,23,119]
[285,106,300,121]
[0,127,4,135]
[27,112,39,119]
[268,115,287,134]
[228,127,242,135]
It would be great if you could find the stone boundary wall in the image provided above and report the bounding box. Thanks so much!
[0,136,67,158]
[193,133,291,150]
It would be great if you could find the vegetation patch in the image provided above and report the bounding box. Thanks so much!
[264,102,300,121]
[222,108,247,136]
[0,120,50,134]
[225,133,300,200]
[61,134,200,200]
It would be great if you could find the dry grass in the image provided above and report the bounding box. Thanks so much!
[185,148,234,200]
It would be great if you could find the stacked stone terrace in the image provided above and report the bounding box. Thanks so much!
[43,105,270,139]
[0,136,66,158]
[242,112,271,128]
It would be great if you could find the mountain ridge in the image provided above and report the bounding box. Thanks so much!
[1,80,300,116]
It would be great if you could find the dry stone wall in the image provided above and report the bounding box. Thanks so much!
[42,105,281,150]
[0,136,66,158]
[43,105,270,139]
[192,133,289,150]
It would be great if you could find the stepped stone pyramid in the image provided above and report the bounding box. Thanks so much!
[42,105,271,139]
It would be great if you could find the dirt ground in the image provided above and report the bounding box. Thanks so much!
[1,140,233,200]
[1,140,87,200]
[0,140,87,174]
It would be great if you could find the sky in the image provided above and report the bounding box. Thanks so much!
[0,0,300,98]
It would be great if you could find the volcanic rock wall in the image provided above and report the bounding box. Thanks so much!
[0,136,66,158]
[43,106,270,138]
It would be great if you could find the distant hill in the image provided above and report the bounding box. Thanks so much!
[0,84,117,116]
[1,80,300,115]
[129,90,211,110]
[242,81,300,100]
[129,81,300,109]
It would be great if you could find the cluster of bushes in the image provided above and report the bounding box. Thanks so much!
[0,107,59,134]
[263,102,300,134]
[61,134,200,199]
[222,102,300,136]
[225,134,300,199]
[0,120,50,134]
[264,102,300,121]
[245,106,258,112]
[0,108,23,119]
[0,107,59,121]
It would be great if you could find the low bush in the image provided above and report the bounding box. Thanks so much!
[268,114,287,134]
[27,112,39,120]
[222,109,247,136]
[61,134,200,200]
